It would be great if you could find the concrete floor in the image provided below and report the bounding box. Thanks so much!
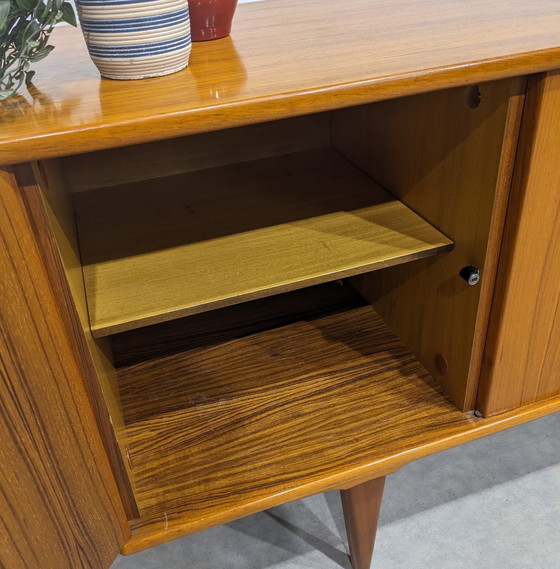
[112,412,560,569]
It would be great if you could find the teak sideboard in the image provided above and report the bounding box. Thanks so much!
[1,1,560,568]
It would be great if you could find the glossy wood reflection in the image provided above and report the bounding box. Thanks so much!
[1,0,560,164]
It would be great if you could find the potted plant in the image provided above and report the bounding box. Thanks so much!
[0,0,76,101]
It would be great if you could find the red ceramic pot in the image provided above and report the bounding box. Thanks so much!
[188,0,238,41]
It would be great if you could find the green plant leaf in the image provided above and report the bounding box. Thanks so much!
[60,1,76,26]
[0,0,10,29]
[22,18,40,44]
[0,0,62,99]
[34,1,49,20]
[0,88,16,101]
[16,0,41,12]
[29,44,54,61]
[38,0,53,20]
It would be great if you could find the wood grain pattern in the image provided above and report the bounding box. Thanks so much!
[121,305,472,552]
[1,0,559,165]
[118,303,560,553]
[74,148,453,336]
[332,78,522,410]
[0,166,128,569]
[341,477,386,569]
[59,114,331,192]
[478,71,560,415]
[21,161,139,518]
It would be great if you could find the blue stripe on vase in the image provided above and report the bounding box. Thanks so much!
[80,10,189,33]
[87,34,191,58]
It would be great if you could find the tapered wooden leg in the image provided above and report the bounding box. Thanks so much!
[340,476,386,569]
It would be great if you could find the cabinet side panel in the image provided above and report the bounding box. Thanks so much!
[332,79,522,409]
[17,162,139,519]
[0,167,128,569]
[478,72,560,415]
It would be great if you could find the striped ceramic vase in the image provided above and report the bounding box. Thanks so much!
[76,0,192,80]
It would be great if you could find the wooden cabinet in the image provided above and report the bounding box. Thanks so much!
[1,2,560,568]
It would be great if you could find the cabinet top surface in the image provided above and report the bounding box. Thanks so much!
[1,0,559,165]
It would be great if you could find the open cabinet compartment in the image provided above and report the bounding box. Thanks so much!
[110,282,475,552]
[73,146,452,337]
[35,76,520,553]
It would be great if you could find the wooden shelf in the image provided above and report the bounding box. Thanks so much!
[74,148,453,337]
[119,302,474,553]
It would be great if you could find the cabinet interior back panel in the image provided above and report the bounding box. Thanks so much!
[74,148,453,337]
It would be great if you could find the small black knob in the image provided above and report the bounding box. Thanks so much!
[460,265,480,286]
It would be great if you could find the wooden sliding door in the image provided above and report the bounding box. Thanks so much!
[478,72,560,415]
